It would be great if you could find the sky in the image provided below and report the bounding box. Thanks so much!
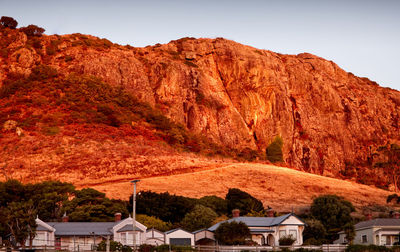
[1,0,399,91]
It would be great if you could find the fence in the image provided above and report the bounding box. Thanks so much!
[0,244,349,252]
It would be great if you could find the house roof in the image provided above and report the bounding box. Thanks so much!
[208,213,301,231]
[116,224,144,232]
[47,222,116,236]
[165,228,191,235]
[36,224,53,232]
[355,219,400,230]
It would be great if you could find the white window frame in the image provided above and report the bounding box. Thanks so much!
[279,230,286,239]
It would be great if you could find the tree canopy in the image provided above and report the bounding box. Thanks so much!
[20,25,45,37]
[225,188,264,216]
[0,16,18,29]
[214,221,251,245]
[181,204,218,232]
[266,136,284,163]
[310,195,355,241]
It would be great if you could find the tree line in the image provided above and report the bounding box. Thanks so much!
[0,179,358,247]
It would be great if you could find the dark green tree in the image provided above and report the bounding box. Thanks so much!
[266,136,284,163]
[214,221,251,245]
[4,200,37,248]
[310,195,355,241]
[225,188,264,216]
[181,204,218,232]
[303,219,327,245]
[198,195,227,216]
[278,235,296,246]
[62,188,128,222]
[133,191,197,223]
[20,25,45,37]
[0,16,18,29]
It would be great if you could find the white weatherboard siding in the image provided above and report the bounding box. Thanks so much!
[112,217,147,246]
[146,229,165,246]
[165,229,194,246]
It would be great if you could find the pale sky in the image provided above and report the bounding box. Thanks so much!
[1,0,399,91]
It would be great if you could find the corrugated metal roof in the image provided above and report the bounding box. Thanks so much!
[355,219,400,230]
[208,213,295,231]
[47,222,115,236]
[37,224,53,232]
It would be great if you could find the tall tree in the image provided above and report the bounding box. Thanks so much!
[4,200,37,248]
[310,195,355,241]
[181,204,218,232]
[225,188,264,216]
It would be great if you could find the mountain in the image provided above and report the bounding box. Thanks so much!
[0,27,399,203]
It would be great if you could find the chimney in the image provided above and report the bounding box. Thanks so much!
[394,212,400,219]
[115,212,122,222]
[62,213,69,222]
[232,209,240,218]
[266,209,275,217]
[365,213,372,221]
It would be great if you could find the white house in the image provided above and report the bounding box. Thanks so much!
[164,228,195,246]
[336,218,400,245]
[145,228,165,246]
[208,212,305,246]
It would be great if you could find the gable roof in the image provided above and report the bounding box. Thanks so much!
[37,224,54,232]
[47,222,115,236]
[208,213,303,232]
[355,219,400,230]
[165,228,192,235]
[116,224,145,232]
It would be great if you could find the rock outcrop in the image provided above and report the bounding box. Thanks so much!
[0,29,399,183]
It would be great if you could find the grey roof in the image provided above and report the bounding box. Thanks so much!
[355,219,400,230]
[116,224,144,232]
[47,222,115,236]
[37,224,53,232]
[208,213,302,231]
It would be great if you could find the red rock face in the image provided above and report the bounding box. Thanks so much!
[1,30,399,183]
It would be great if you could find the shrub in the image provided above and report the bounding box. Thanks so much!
[266,136,284,163]
[0,16,18,29]
[139,244,155,252]
[20,25,45,37]
[345,244,400,252]
[279,234,296,246]
[29,65,58,81]
[97,240,132,252]
[214,221,251,245]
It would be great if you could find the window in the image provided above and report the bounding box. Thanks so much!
[279,230,286,238]
[121,233,126,244]
[375,235,379,245]
[362,235,367,243]
[289,230,297,240]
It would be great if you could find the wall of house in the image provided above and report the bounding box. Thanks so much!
[165,230,194,246]
[277,225,303,246]
[30,231,55,247]
[115,231,146,246]
[58,236,103,251]
[354,228,375,245]
[146,230,165,246]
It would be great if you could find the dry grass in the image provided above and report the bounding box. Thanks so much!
[87,162,391,213]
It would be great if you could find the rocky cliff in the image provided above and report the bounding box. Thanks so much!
[0,27,399,187]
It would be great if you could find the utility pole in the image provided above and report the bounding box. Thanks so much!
[131,179,140,251]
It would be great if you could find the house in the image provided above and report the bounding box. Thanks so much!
[336,215,400,245]
[193,229,216,246]
[207,210,305,246]
[31,213,147,250]
[164,228,195,246]
[145,228,165,246]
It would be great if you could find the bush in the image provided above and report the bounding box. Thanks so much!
[266,136,284,163]
[96,240,132,252]
[20,25,45,37]
[0,16,18,29]
[155,245,194,252]
[29,65,58,81]
[139,244,155,252]
[279,235,296,246]
[214,221,251,245]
